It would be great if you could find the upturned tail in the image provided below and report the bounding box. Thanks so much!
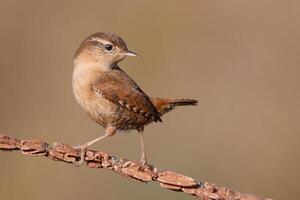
[151,98,198,116]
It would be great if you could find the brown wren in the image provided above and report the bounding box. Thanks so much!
[72,32,198,165]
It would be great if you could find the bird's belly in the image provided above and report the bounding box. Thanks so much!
[114,110,151,131]
[91,101,148,130]
[87,96,121,127]
[73,84,151,130]
[74,91,119,128]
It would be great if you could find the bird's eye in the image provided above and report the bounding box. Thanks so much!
[105,44,113,51]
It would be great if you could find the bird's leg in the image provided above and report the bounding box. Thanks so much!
[73,126,116,166]
[73,134,109,166]
[138,129,148,166]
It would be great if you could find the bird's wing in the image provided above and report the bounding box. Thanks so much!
[92,69,162,122]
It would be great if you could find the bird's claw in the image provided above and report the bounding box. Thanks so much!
[72,144,88,166]
[140,153,153,168]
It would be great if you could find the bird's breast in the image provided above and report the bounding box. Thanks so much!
[72,67,119,127]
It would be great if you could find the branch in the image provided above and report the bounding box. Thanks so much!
[0,133,271,200]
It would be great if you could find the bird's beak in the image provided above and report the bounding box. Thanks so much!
[125,50,140,57]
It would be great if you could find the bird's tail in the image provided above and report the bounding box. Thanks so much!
[151,98,198,115]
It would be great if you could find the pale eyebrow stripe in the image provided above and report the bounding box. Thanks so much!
[90,37,112,45]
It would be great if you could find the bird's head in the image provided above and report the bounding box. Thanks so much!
[74,32,138,70]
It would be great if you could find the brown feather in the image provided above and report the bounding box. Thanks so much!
[151,98,198,115]
[92,67,162,122]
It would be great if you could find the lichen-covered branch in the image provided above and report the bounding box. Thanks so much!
[0,133,271,200]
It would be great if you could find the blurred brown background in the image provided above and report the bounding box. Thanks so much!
[0,0,299,199]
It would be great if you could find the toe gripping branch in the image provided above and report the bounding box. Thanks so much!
[0,133,271,200]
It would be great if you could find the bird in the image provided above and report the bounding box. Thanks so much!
[72,32,198,166]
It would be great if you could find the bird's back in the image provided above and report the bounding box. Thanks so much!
[91,68,162,129]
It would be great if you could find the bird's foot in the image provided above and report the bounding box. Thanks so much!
[72,144,88,166]
[140,152,147,165]
[140,153,153,169]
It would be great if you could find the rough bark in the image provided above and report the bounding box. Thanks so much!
[0,133,272,200]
